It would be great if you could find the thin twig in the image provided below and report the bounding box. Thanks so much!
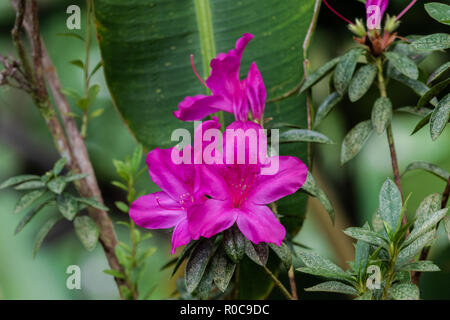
[262,265,293,300]
[287,267,298,300]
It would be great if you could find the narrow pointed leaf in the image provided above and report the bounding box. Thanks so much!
[244,239,268,267]
[430,93,450,140]
[385,52,418,80]
[415,193,443,219]
[314,92,342,128]
[0,175,40,190]
[428,61,450,85]
[300,57,340,93]
[334,48,365,95]
[403,161,450,182]
[341,120,373,165]
[211,247,236,292]
[15,200,52,235]
[269,242,292,270]
[348,64,377,102]
[404,208,448,247]
[379,179,402,232]
[33,215,62,258]
[223,226,245,264]
[398,260,440,272]
[74,216,99,252]
[76,197,109,211]
[396,230,435,267]
[13,189,47,214]
[280,129,335,144]
[185,238,213,293]
[412,33,450,51]
[344,227,387,247]
[300,172,334,223]
[305,281,358,295]
[417,78,450,109]
[14,180,46,191]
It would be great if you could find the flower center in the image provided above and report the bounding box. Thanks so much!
[224,164,258,208]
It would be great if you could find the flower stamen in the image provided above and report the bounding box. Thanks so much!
[396,0,417,21]
[156,196,180,211]
[190,54,209,89]
[323,0,355,25]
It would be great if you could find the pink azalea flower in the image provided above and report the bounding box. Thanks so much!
[188,121,308,246]
[174,33,266,123]
[129,119,219,254]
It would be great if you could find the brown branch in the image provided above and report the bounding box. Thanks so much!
[9,0,128,298]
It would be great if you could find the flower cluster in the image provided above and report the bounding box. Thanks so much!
[130,34,308,254]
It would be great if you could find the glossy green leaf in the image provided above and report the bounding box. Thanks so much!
[425,2,450,26]
[74,215,99,252]
[371,97,393,135]
[430,93,450,140]
[279,129,335,144]
[33,214,62,258]
[300,57,340,93]
[403,161,450,182]
[343,227,387,247]
[334,48,365,95]
[185,238,213,293]
[314,91,342,128]
[13,189,47,214]
[305,281,358,295]
[398,260,440,272]
[385,52,418,80]
[412,33,450,51]
[348,64,377,102]
[389,283,420,300]
[379,178,402,233]
[15,200,52,235]
[341,120,373,165]
[211,247,236,292]
[428,62,450,85]
[415,193,443,219]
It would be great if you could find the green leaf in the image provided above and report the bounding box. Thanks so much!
[33,214,62,258]
[95,0,317,150]
[63,173,89,183]
[57,193,79,221]
[379,178,402,233]
[89,61,103,80]
[56,32,85,42]
[389,283,420,300]
[15,200,53,235]
[52,158,67,176]
[171,240,198,277]
[301,172,335,223]
[269,242,292,270]
[300,57,340,93]
[343,227,387,247]
[385,52,418,80]
[398,260,440,272]
[185,238,213,293]
[192,263,214,300]
[76,197,109,211]
[13,189,47,214]
[334,48,365,95]
[297,250,348,277]
[89,108,105,119]
[425,2,450,26]
[389,70,432,98]
[313,92,342,128]
[74,216,99,252]
[417,78,450,109]
[428,62,450,85]
[279,129,335,144]
[443,216,450,242]
[111,181,128,191]
[354,223,370,278]
[396,230,436,267]
[223,226,245,264]
[0,175,40,189]
[305,281,358,295]
[13,180,45,191]
[416,193,443,219]
[103,269,126,279]
[371,97,393,135]
[412,33,450,51]
[403,161,450,182]
[211,247,236,292]
[341,120,373,165]
[61,88,81,100]
[348,64,377,102]
[47,177,67,195]
[355,291,372,300]
[87,84,101,109]
[403,209,448,247]
[69,59,84,70]
[244,239,268,267]
[115,201,129,213]
[397,106,432,117]
[430,93,450,140]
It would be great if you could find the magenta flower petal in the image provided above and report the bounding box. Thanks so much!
[236,203,286,246]
[174,95,230,121]
[171,219,192,254]
[188,199,238,240]
[130,192,185,229]
[249,156,308,205]
[366,0,389,29]
[245,62,266,122]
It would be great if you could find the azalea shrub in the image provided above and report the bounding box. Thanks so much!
[0,0,449,301]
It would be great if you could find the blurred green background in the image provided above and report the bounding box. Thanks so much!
[0,0,449,299]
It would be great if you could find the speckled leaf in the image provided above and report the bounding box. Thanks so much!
[348,64,377,102]
[389,70,433,98]
[14,180,46,191]
[280,129,334,144]
[412,33,450,51]
[300,172,335,223]
[211,247,236,292]
[397,106,432,117]
[334,48,365,95]
[13,189,47,214]
[269,242,292,270]
[403,161,450,182]
[398,261,440,272]
[15,200,52,235]
[223,226,245,263]
[354,224,370,278]
[192,263,214,300]
[443,216,450,242]
[396,230,435,267]
[300,57,340,93]
[185,238,213,293]
[371,97,393,134]
[344,227,387,247]
[33,215,62,258]
[417,78,450,109]
[305,281,358,295]
[314,91,342,128]
[0,175,40,190]
[244,239,268,266]
[57,193,79,221]
[76,197,109,211]
[430,93,450,140]
[425,2,450,26]
[415,193,443,219]
[427,61,450,85]
[171,241,198,277]
[379,179,402,232]
[389,283,420,300]
[341,120,373,165]
[385,52,418,80]
[404,208,448,247]
[297,250,345,274]
[74,215,99,252]
[47,177,67,195]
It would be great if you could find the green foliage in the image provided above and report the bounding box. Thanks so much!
[341,120,373,165]
[371,97,393,135]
